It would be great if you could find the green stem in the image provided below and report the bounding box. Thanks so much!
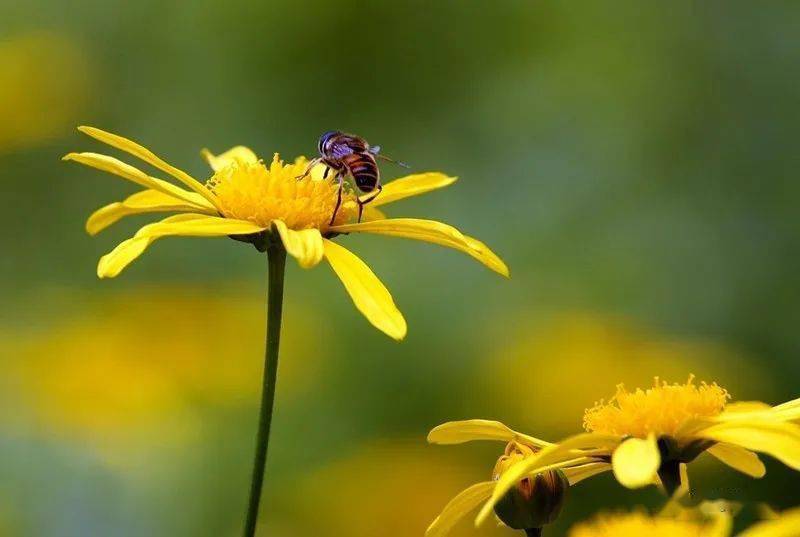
[243,244,287,537]
[524,528,543,537]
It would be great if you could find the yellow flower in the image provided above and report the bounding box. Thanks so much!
[568,504,800,537]
[738,506,800,537]
[470,377,800,527]
[567,507,732,537]
[425,420,610,536]
[63,127,508,340]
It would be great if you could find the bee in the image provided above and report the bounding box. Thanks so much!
[297,131,408,224]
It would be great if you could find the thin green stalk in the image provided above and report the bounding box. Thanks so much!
[524,528,543,537]
[243,243,287,537]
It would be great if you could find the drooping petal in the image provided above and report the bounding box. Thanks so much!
[611,435,660,489]
[364,172,457,207]
[97,214,266,278]
[330,218,509,277]
[97,214,206,278]
[77,126,221,210]
[738,506,800,537]
[272,220,324,268]
[697,420,800,471]
[707,443,766,478]
[475,432,621,525]
[86,189,215,235]
[425,481,494,537]
[463,236,510,277]
[427,420,552,449]
[562,462,612,485]
[201,146,259,172]
[322,239,406,340]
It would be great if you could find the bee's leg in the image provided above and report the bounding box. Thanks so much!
[357,184,382,223]
[323,166,330,179]
[296,158,321,180]
[329,173,345,225]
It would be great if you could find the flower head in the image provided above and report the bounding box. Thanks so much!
[207,151,356,231]
[568,505,733,537]
[470,378,800,528]
[64,127,509,340]
[569,511,722,537]
[425,420,608,536]
[583,376,730,439]
[568,504,800,537]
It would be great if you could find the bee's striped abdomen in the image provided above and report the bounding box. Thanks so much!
[343,153,379,193]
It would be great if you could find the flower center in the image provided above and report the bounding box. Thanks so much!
[569,512,711,537]
[207,154,357,231]
[583,376,729,439]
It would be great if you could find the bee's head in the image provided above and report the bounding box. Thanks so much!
[318,130,341,155]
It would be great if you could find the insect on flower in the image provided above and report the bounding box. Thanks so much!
[297,130,409,224]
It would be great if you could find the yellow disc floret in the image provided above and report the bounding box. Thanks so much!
[569,512,713,537]
[207,154,356,231]
[583,376,729,438]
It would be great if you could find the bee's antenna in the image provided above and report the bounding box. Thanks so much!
[376,153,411,169]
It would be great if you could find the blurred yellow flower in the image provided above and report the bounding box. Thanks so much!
[63,127,508,339]
[568,507,731,537]
[0,287,324,464]
[426,420,609,536]
[481,312,769,436]
[474,377,800,526]
[0,33,90,152]
[738,506,800,537]
[569,504,800,537]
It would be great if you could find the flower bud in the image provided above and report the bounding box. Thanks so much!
[492,442,570,531]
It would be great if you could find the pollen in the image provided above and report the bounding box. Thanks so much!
[583,376,730,439]
[569,512,711,537]
[207,154,356,231]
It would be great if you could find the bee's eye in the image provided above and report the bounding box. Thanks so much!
[318,130,337,154]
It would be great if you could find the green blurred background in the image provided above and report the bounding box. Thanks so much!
[1,1,799,535]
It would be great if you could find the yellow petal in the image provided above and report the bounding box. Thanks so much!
[426,481,494,537]
[86,189,215,235]
[97,214,206,278]
[77,126,221,210]
[272,220,324,269]
[562,462,612,485]
[698,420,800,470]
[361,205,387,222]
[707,443,766,478]
[611,435,661,489]
[476,432,621,525]
[706,507,736,537]
[330,218,508,277]
[201,146,259,172]
[463,236,510,277]
[322,239,406,340]
[365,172,457,207]
[427,420,552,449]
[97,214,266,278]
[772,397,800,422]
[63,152,216,209]
[739,506,800,537]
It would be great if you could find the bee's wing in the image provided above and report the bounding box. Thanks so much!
[329,140,356,159]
